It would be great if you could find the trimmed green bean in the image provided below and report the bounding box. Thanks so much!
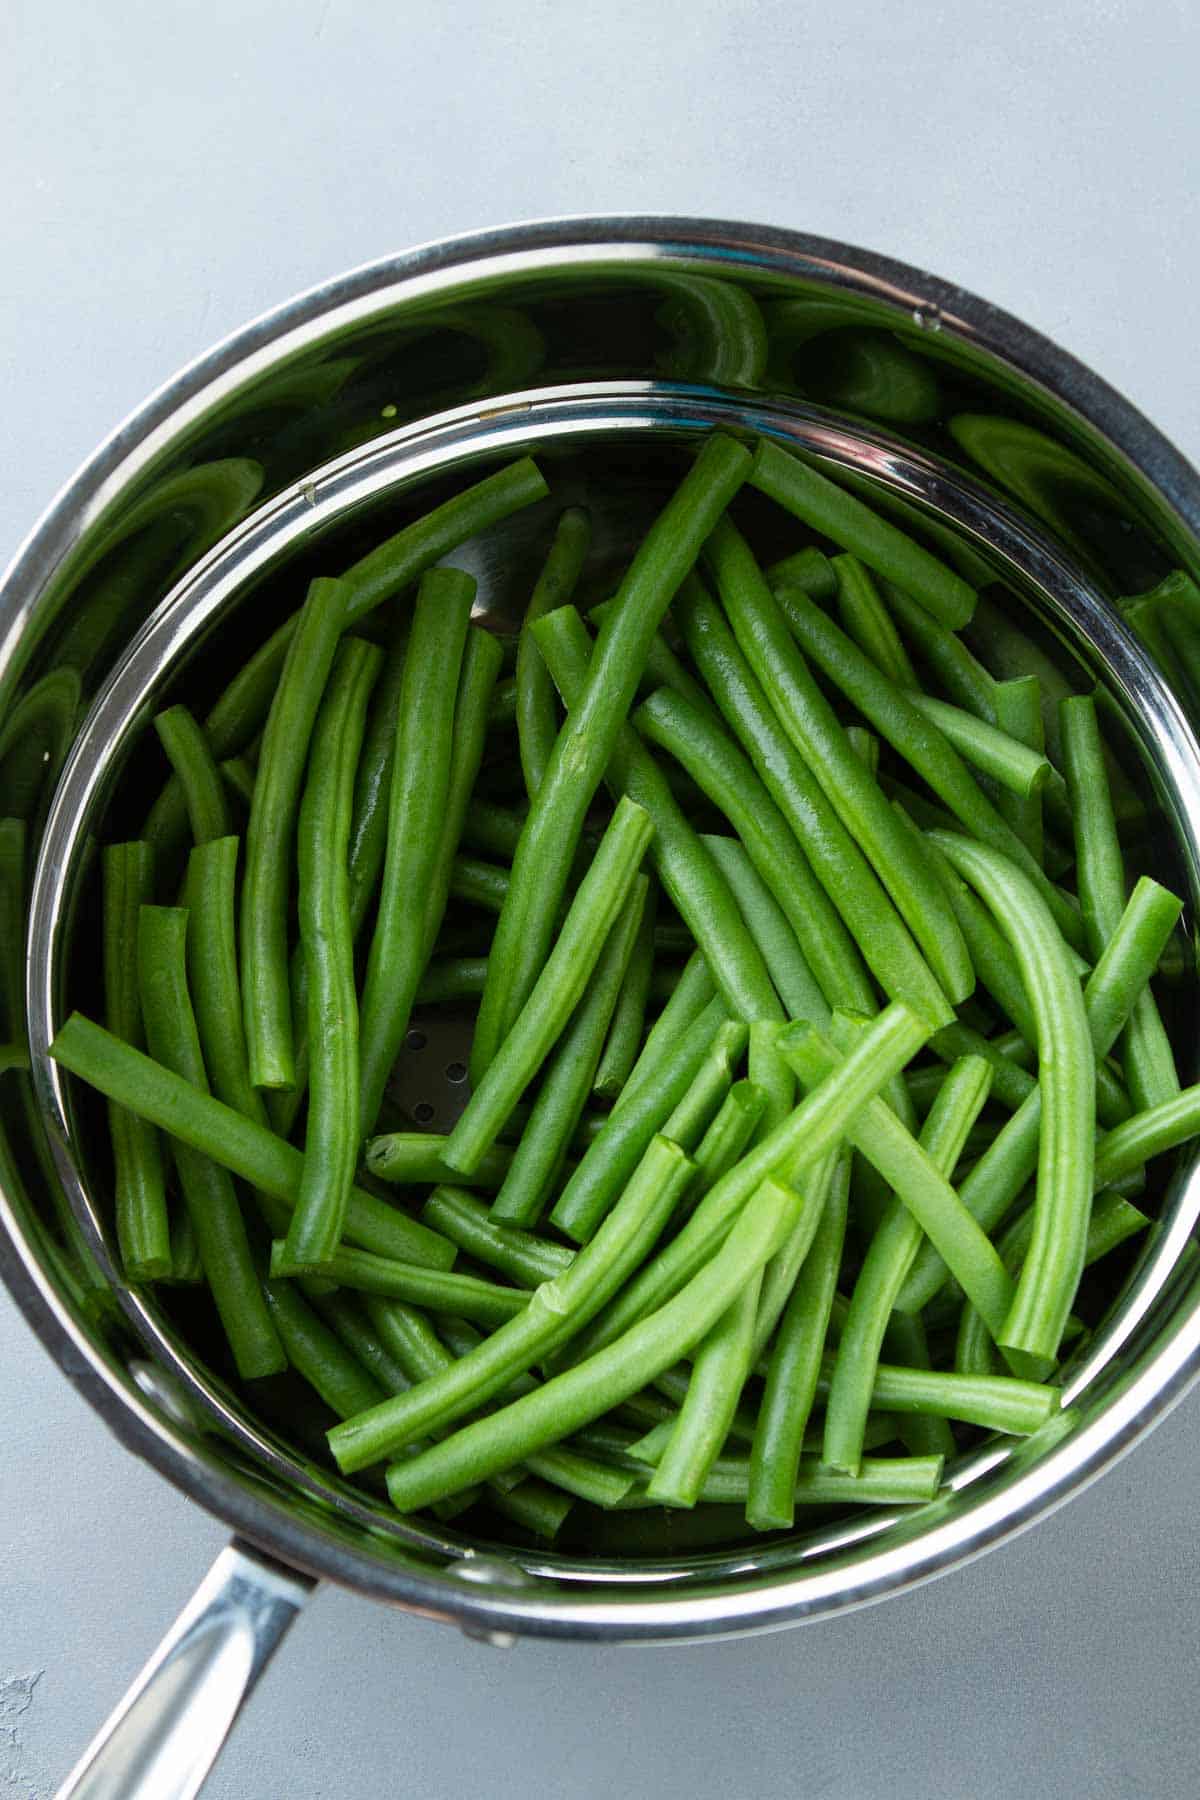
[672,580,951,1026]
[880,579,998,722]
[592,881,658,1101]
[686,1453,943,1511]
[444,797,653,1174]
[419,1188,573,1285]
[774,580,1086,950]
[831,553,917,688]
[708,518,972,1001]
[366,1132,513,1189]
[242,576,347,1089]
[684,1080,768,1215]
[383,1173,801,1512]
[703,836,827,1024]
[415,957,489,1004]
[1093,1082,1200,1187]
[219,756,257,811]
[471,435,752,1081]
[815,1355,1058,1436]
[845,725,880,776]
[102,842,170,1280]
[782,1020,1016,1342]
[1061,694,1180,1115]
[749,437,977,628]
[50,1013,456,1267]
[563,1000,930,1365]
[328,1136,695,1471]
[822,1053,992,1475]
[270,1240,528,1327]
[748,1020,795,1139]
[764,544,838,601]
[907,692,1051,797]
[547,996,727,1242]
[346,619,410,937]
[993,676,1046,863]
[635,679,871,1015]
[745,1155,849,1530]
[931,830,1094,1366]
[617,948,716,1111]
[532,606,783,1025]
[137,907,285,1379]
[284,639,380,1269]
[646,1267,765,1508]
[490,881,648,1226]
[883,1311,957,1462]
[358,568,476,1133]
[517,508,590,796]
[153,705,232,845]
[264,1279,384,1417]
[460,799,526,861]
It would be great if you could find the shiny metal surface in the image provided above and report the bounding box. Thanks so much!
[54,1542,311,1800]
[3,218,1200,1650]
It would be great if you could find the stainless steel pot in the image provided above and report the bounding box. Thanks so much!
[3,218,1200,1799]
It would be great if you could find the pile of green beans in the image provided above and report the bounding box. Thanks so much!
[45,436,1200,1548]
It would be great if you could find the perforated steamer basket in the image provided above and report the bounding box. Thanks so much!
[3,220,1200,1799]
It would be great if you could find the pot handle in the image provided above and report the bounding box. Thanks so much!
[55,1539,313,1800]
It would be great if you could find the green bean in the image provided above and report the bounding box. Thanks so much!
[763,544,838,601]
[241,576,347,1089]
[328,1136,695,1471]
[635,681,870,1015]
[672,581,950,1026]
[460,798,526,861]
[703,836,827,1025]
[444,797,653,1174]
[488,676,518,728]
[1061,694,1180,1115]
[219,756,257,811]
[956,1189,1151,1375]
[1093,1083,1200,1187]
[822,1054,992,1475]
[419,1188,573,1285]
[814,1355,1058,1436]
[383,1172,800,1512]
[782,1020,1016,1342]
[879,579,998,722]
[750,1151,842,1364]
[749,436,977,629]
[646,1265,765,1508]
[748,1021,795,1139]
[708,518,972,1001]
[264,1279,383,1417]
[773,580,1086,950]
[517,509,590,796]
[414,957,489,1004]
[448,855,509,913]
[563,1000,929,1365]
[366,1132,513,1189]
[683,1080,768,1216]
[907,692,1051,798]
[283,640,380,1269]
[993,676,1046,863]
[358,569,476,1133]
[845,725,880,776]
[930,831,1094,1367]
[346,619,410,937]
[745,1155,848,1529]
[831,554,917,688]
[617,948,716,1110]
[136,908,285,1379]
[1085,876,1183,1062]
[882,1311,957,1462]
[547,996,728,1242]
[269,1240,527,1327]
[490,881,648,1226]
[681,1453,943,1511]
[592,881,658,1101]
[102,842,170,1280]
[153,705,232,845]
[183,838,292,1240]
[587,598,714,713]
[532,606,782,1025]
[50,1012,456,1267]
[471,435,751,1081]
[899,871,1173,1310]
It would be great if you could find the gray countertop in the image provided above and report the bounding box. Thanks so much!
[3,3,1199,1793]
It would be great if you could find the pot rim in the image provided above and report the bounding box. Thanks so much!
[4,215,1200,1642]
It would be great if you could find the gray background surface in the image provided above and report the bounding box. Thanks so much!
[3,2,1199,1794]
